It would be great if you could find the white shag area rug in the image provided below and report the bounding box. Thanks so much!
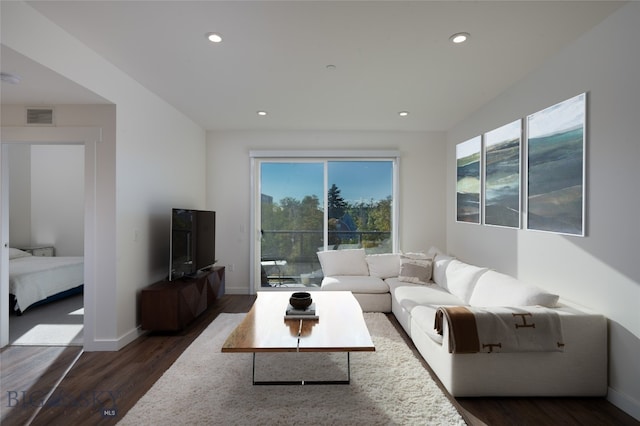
[119,313,466,425]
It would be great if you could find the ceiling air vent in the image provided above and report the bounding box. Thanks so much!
[26,107,54,126]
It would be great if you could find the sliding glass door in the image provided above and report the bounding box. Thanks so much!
[254,154,397,290]
[326,161,393,253]
[259,161,325,287]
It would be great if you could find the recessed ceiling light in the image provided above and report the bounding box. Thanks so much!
[206,32,223,43]
[257,111,268,116]
[326,64,337,71]
[449,32,470,44]
[399,111,409,117]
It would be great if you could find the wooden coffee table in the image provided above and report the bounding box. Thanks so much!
[222,291,375,385]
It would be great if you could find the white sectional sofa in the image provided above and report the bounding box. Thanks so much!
[318,248,608,397]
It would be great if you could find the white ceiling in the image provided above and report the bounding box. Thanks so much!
[1,46,111,106]
[1,1,624,132]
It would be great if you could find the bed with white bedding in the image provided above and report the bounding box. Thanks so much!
[9,248,84,314]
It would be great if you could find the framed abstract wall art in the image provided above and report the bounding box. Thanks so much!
[526,93,586,236]
[483,119,522,228]
[456,136,481,224]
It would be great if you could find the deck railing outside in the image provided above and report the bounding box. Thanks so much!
[260,229,391,287]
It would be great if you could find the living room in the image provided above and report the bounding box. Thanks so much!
[1,1,638,423]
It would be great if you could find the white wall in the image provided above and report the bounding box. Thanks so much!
[7,144,30,247]
[1,2,206,350]
[6,143,84,256]
[446,3,640,419]
[31,145,84,256]
[207,130,446,294]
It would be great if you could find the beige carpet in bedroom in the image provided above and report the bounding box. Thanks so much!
[118,312,466,425]
[9,294,83,346]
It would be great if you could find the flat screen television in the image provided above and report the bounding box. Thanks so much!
[169,208,216,281]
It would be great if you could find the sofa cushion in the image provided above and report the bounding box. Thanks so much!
[398,255,433,284]
[432,253,454,287]
[321,275,389,294]
[442,260,488,303]
[469,270,559,307]
[388,278,466,312]
[318,248,369,276]
[365,253,400,279]
[409,304,444,344]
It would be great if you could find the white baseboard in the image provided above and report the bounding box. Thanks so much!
[117,325,145,349]
[83,325,144,352]
[83,339,119,351]
[608,386,640,421]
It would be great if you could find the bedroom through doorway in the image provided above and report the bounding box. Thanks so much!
[6,143,85,347]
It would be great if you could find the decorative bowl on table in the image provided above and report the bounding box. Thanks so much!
[289,292,312,310]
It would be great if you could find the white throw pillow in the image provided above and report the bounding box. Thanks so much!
[469,270,559,307]
[9,248,32,260]
[317,249,369,277]
[398,256,433,284]
[443,259,488,303]
[366,253,400,279]
[432,253,454,287]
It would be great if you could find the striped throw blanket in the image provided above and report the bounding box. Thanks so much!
[434,306,565,354]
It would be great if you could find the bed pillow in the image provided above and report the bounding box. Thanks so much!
[469,270,559,307]
[366,253,400,279]
[398,255,433,284]
[317,248,369,276]
[9,248,32,260]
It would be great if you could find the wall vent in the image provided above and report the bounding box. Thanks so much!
[26,107,55,126]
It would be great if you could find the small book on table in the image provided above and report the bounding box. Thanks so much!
[285,302,318,320]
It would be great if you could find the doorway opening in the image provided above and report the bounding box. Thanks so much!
[7,144,85,346]
[1,126,100,350]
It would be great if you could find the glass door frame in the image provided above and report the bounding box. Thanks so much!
[249,150,400,294]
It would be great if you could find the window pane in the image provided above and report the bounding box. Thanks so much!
[327,161,393,253]
[260,162,324,287]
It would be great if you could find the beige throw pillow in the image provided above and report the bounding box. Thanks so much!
[366,253,401,279]
[398,255,433,284]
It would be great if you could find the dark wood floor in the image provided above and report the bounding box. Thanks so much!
[1,295,637,426]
